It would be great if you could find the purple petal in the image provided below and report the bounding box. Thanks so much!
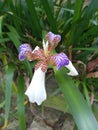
[54,52,69,70]
[19,43,32,52]
[46,32,61,44]
[18,52,27,61]
[18,43,32,61]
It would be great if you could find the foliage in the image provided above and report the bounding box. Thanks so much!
[0,0,98,130]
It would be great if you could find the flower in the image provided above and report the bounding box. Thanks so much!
[18,31,78,105]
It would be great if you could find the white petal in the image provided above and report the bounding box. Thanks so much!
[25,68,46,105]
[32,46,40,53]
[65,61,78,76]
[28,46,40,61]
[42,40,49,55]
[42,39,46,50]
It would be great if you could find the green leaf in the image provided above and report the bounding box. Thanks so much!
[17,74,26,130]
[83,0,98,19]
[0,15,4,37]
[41,0,57,32]
[25,0,42,37]
[4,63,15,124]
[93,103,98,121]
[66,0,84,46]
[79,26,98,44]
[7,25,20,50]
[73,47,98,51]
[54,68,98,130]
[7,25,32,78]
[72,0,84,23]
[0,38,10,43]
[73,0,98,45]
[0,101,5,108]
[43,95,68,112]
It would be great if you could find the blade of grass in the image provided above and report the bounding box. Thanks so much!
[79,26,98,44]
[0,38,10,43]
[72,0,84,23]
[17,74,26,130]
[25,0,42,37]
[66,0,84,46]
[54,68,98,130]
[72,47,98,51]
[0,15,4,37]
[83,0,98,19]
[72,0,98,46]
[82,82,91,108]
[41,0,57,32]
[7,25,32,78]
[58,1,73,39]
[4,63,15,127]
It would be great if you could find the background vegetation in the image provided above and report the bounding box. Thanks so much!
[0,0,98,130]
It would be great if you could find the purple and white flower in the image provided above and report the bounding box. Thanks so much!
[18,32,78,105]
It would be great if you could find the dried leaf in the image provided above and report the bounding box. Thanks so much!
[87,72,98,78]
[87,58,98,72]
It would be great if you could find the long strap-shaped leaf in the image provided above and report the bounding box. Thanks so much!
[25,0,42,37]
[54,68,98,130]
[7,25,32,78]
[17,74,26,130]
[66,0,84,46]
[72,0,98,45]
[4,64,15,128]
[41,0,57,32]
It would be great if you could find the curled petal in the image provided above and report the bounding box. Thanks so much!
[46,32,61,44]
[25,68,46,105]
[53,52,78,76]
[18,43,32,61]
[53,52,69,70]
[65,61,78,76]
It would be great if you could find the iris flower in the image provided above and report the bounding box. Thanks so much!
[18,32,78,105]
